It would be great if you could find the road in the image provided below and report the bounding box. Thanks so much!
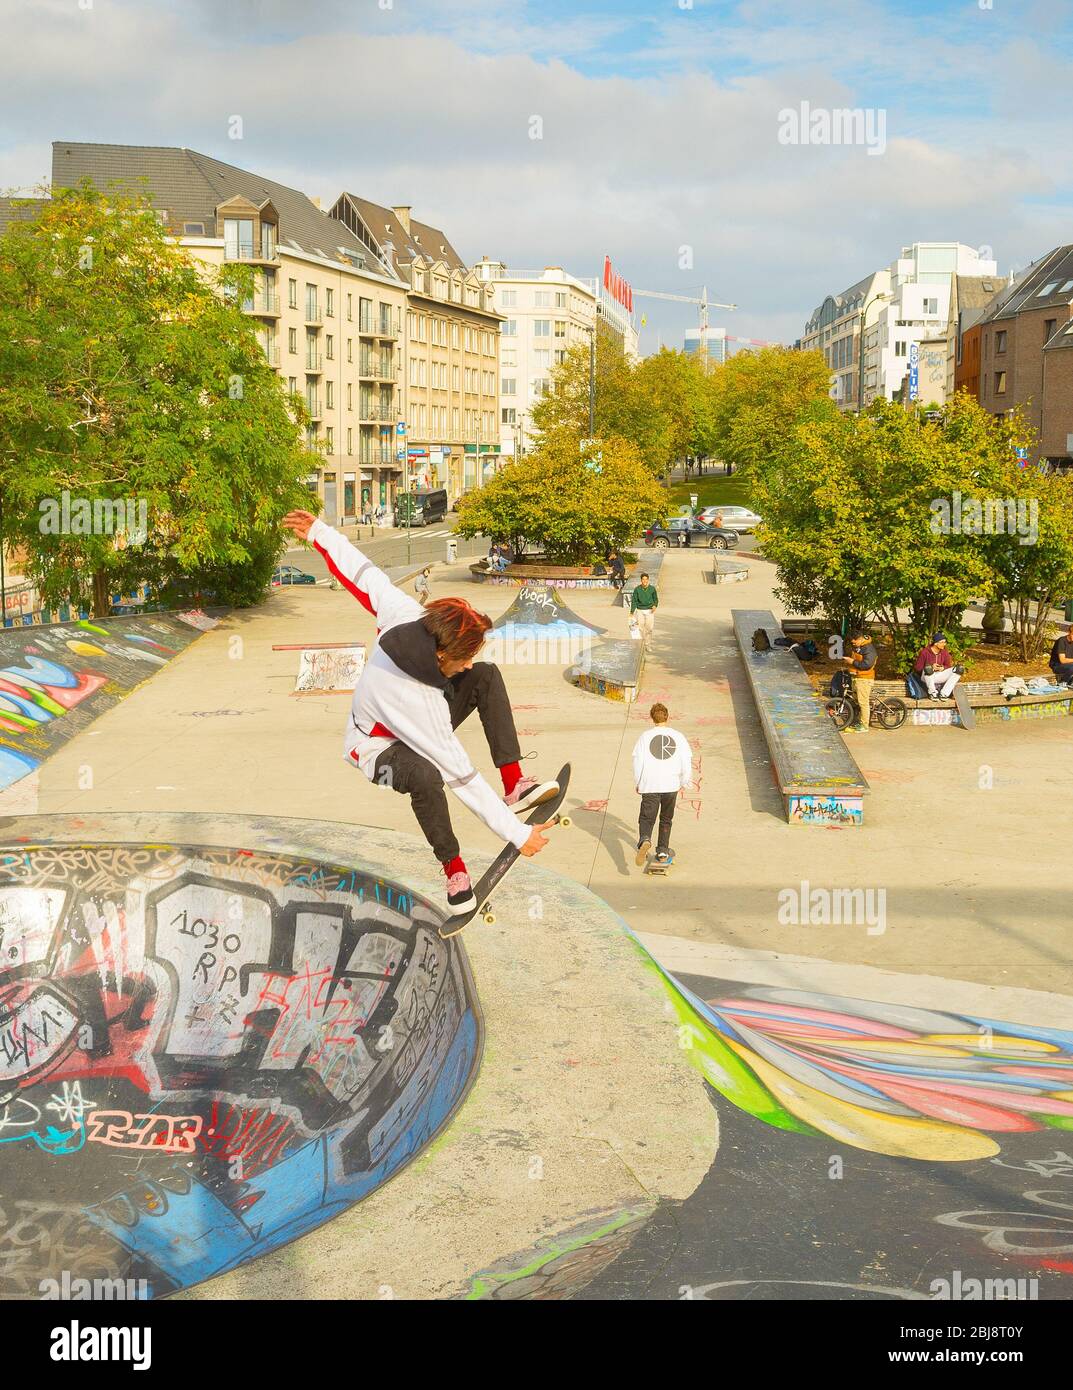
[283,520,488,582]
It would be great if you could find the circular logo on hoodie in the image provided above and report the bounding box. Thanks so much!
[649,733,676,760]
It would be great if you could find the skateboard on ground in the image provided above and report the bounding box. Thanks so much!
[952,684,976,730]
[644,851,675,876]
[438,763,572,938]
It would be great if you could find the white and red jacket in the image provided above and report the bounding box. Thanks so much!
[309,519,531,851]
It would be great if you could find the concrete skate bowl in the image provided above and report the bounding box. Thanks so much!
[483,584,605,664]
[0,839,480,1299]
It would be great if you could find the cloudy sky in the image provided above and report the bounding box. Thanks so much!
[3,0,1071,349]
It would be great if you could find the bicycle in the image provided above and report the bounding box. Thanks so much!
[824,688,907,731]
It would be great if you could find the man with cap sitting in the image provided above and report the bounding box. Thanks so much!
[913,632,963,699]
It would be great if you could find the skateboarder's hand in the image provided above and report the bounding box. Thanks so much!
[283,510,317,541]
[519,822,552,857]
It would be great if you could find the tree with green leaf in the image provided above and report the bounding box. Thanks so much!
[0,182,315,616]
[455,433,665,564]
[709,346,834,479]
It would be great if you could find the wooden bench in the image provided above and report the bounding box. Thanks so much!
[869,677,1073,727]
[734,609,868,826]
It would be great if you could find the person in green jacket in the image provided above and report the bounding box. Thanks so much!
[630,572,659,649]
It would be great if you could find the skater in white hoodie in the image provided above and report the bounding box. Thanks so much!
[632,703,693,869]
[283,511,559,914]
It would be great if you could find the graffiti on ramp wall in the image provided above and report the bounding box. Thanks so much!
[0,840,479,1298]
[0,613,213,793]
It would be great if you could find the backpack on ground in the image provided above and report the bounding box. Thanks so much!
[791,639,818,661]
[905,670,927,700]
[752,627,771,652]
[829,669,851,697]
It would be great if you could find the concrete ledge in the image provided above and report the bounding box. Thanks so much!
[711,558,750,584]
[571,639,644,703]
[0,811,716,1300]
[733,609,868,826]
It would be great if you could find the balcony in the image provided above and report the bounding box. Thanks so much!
[304,305,323,326]
[263,346,280,367]
[305,353,324,373]
[360,446,399,467]
[376,321,397,340]
[306,397,322,421]
[243,292,280,317]
[358,316,375,336]
[358,357,394,381]
[359,405,396,424]
[225,244,279,266]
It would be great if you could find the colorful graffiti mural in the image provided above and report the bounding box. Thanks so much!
[0,840,479,1298]
[0,614,213,792]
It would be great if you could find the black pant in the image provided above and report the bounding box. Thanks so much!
[373,664,521,864]
[1052,666,1073,687]
[638,791,677,854]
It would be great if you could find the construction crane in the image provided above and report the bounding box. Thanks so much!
[633,285,737,365]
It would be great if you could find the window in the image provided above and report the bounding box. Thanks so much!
[452,407,460,434]
[288,279,298,309]
[894,341,906,357]
[1044,319,1057,342]
[223,217,254,260]
[347,293,353,321]
[326,335,334,360]
[452,324,460,348]
[532,377,551,397]
[996,330,1007,353]
[503,319,517,337]
[923,297,938,315]
[452,365,460,390]
[534,349,550,369]
[554,320,567,338]
[183,221,206,236]
[326,381,334,409]
[288,328,297,354]
[326,288,334,318]
[535,290,552,307]
[534,320,551,337]
[1060,280,1073,293]
[554,349,567,365]
[502,407,516,425]
[347,428,353,455]
[305,285,318,320]
[326,427,334,450]
[347,338,353,362]
[260,222,276,259]
[347,383,352,410]
[501,378,517,395]
[995,371,1007,394]
[500,290,517,307]
[1037,282,1059,297]
[288,377,297,395]
[555,292,567,308]
[360,298,372,331]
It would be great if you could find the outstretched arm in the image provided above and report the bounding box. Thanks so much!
[282,511,422,630]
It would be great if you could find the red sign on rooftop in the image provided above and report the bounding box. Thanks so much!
[603,256,633,313]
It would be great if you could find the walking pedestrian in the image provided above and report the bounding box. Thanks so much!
[633,703,693,870]
[630,572,659,649]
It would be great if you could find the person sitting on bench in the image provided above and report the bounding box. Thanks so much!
[1050,623,1073,686]
[913,632,962,699]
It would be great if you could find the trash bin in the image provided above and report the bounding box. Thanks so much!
[446,538,458,563]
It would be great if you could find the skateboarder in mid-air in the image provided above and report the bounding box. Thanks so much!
[283,511,559,915]
[632,702,693,871]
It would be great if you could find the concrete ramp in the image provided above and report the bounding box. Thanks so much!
[0,821,479,1299]
[491,584,605,640]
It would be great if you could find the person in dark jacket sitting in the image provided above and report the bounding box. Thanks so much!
[1050,623,1073,686]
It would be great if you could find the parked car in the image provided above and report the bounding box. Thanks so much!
[271,565,317,587]
[643,517,739,550]
[696,504,762,533]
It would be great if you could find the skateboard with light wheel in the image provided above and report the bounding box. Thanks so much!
[438,763,572,938]
[645,852,675,876]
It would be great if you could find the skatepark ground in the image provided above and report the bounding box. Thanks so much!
[4,546,1071,1299]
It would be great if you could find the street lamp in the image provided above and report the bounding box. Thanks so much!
[857,292,891,415]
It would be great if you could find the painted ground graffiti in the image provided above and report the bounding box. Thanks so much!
[0,840,479,1298]
[0,614,213,793]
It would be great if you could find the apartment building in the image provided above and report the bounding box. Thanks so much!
[50,142,409,521]
[471,262,599,456]
[800,270,890,410]
[977,245,1073,467]
[945,274,1007,401]
[860,243,997,407]
[331,197,502,500]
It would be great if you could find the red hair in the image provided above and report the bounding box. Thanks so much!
[422,597,492,661]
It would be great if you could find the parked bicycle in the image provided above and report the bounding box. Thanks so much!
[824,688,907,731]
